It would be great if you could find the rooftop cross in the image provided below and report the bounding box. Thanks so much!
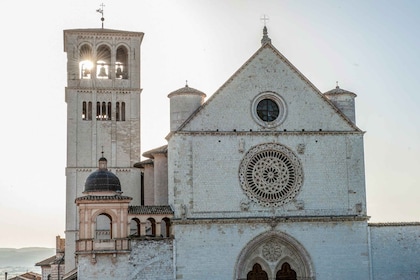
[260,14,269,26]
[96,3,105,29]
[260,15,271,45]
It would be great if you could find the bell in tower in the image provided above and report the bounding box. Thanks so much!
[116,65,123,78]
[98,64,108,78]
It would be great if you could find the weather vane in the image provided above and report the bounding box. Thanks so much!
[96,3,105,29]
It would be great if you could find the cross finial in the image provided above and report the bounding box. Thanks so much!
[185,80,188,87]
[336,81,339,89]
[96,3,105,29]
[260,14,269,26]
[260,15,271,45]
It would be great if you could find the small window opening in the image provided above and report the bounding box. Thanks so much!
[96,102,101,120]
[116,102,126,121]
[82,102,87,120]
[107,102,112,120]
[102,102,107,119]
[88,102,92,120]
[121,102,126,121]
[116,102,120,121]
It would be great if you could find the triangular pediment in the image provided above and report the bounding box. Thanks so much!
[175,42,360,134]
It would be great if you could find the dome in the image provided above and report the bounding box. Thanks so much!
[167,84,206,98]
[84,157,121,192]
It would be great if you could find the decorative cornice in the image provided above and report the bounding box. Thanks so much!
[368,222,420,227]
[129,205,174,215]
[64,28,143,38]
[75,195,132,202]
[66,88,142,93]
[170,130,365,137]
[172,215,369,225]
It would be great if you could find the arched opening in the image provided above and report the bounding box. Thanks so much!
[235,232,314,280]
[121,102,126,121]
[96,45,111,79]
[247,263,268,280]
[95,213,112,240]
[107,102,112,120]
[79,44,93,79]
[276,263,297,280]
[130,218,141,237]
[146,218,156,237]
[115,46,128,79]
[161,218,171,237]
[82,101,87,120]
[116,102,126,121]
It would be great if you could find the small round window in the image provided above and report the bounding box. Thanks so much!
[252,92,286,128]
[256,99,279,122]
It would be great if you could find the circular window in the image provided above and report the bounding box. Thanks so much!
[239,143,303,207]
[252,93,286,128]
[257,99,279,122]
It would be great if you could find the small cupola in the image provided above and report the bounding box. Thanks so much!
[84,157,121,193]
[324,83,357,123]
[167,82,206,131]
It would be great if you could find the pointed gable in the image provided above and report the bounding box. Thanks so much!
[177,42,361,133]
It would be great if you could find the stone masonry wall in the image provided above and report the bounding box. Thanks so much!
[77,239,173,280]
[369,223,420,279]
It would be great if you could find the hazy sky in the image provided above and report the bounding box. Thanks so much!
[0,0,419,248]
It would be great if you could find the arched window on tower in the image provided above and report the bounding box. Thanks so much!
[102,102,107,119]
[95,213,112,240]
[79,44,93,79]
[116,46,128,79]
[82,102,92,120]
[96,45,111,79]
[88,101,92,120]
[107,102,112,120]
[82,101,87,120]
[121,102,126,121]
[116,102,126,121]
[96,102,101,120]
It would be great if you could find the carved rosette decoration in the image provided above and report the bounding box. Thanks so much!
[239,143,303,207]
[262,240,283,262]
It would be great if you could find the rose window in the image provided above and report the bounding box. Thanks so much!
[239,143,303,207]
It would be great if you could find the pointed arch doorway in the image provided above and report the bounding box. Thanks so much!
[235,231,314,280]
[276,262,297,280]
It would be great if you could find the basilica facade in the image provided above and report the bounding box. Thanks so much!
[44,25,420,280]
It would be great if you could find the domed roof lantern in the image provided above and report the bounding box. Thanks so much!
[84,156,121,193]
[168,81,206,131]
[324,82,357,123]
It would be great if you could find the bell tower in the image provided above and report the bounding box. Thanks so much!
[63,28,144,273]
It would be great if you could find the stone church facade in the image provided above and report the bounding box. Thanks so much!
[43,25,419,280]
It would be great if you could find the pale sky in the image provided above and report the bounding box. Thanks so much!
[0,0,419,248]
